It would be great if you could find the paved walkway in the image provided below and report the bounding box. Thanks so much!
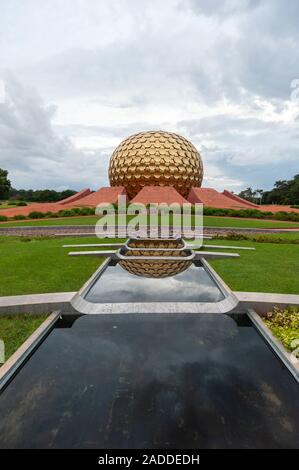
[0,224,298,237]
[0,292,76,314]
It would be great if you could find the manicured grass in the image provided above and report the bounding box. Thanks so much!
[207,239,299,294]
[0,235,298,296]
[0,216,99,226]
[0,314,47,362]
[0,236,121,296]
[203,216,299,229]
[2,215,299,229]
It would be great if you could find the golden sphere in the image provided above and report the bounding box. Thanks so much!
[109,131,203,199]
[119,259,192,278]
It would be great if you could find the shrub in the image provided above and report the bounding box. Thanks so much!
[57,209,75,217]
[261,211,274,217]
[203,207,228,216]
[28,211,45,219]
[271,211,299,222]
[7,201,16,205]
[264,306,299,353]
[16,201,27,207]
[87,207,95,215]
[71,207,82,215]
[273,211,290,221]
[216,232,248,241]
[203,207,219,216]
[216,232,299,244]
[0,215,8,222]
[202,206,298,222]
[78,207,95,216]
[287,212,299,222]
[20,235,51,241]
[13,214,27,220]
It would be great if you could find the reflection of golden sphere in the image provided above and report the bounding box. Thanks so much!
[127,239,184,249]
[119,259,192,278]
[123,239,189,259]
[124,249,187,257]
[109,131,203,199]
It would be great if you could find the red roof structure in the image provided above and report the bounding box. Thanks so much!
[222,190,259,208]
[1,185,298,218]
[187,187,299,213]
[188,187,252,208]
[131,186,189,205]
[58,188,91,205]
[68,186,127,207]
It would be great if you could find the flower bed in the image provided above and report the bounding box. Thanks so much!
[264,306,299,357]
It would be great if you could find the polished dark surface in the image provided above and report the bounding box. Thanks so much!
[85,261,225,303]
[0,313,298,449]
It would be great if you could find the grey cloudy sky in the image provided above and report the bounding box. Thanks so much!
[0,0,299,192]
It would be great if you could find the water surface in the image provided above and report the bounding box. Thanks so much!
[0,313,298,449]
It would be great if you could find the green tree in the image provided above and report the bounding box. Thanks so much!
[255,189,264,204]
[251,175,299,205]
[0,169,11,200]
[238,187,255,202]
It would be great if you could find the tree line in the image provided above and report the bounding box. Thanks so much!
[1,167,299,205]
[237,174,299,206]
[0,168,76,202]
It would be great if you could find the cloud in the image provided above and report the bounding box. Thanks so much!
[0,0,299,192]
[0,78,109,190]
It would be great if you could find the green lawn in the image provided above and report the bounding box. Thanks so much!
[207,239,299,294]
[203,217,299,229]
[2,215,299,229]
[0,236,119,296]
[0,235,298,296]
[0,314,47,361]
[1,216,99,227]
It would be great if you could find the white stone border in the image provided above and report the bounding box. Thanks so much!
[70,258,240,315]
[0,311,61,391]
[0,292,75,315]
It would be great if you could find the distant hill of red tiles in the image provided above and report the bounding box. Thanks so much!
[130,186,189,205]
[189,188,258,209]
[67,187,127,207]
[1,186,298,218]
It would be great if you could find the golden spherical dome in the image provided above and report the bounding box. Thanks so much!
[109,131,203,199]
[119,259,192,278]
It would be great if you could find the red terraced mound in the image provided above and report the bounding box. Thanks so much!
[0,202,66,218]
[222,190,259,208]
[58,188,91,205]
[188,187,251,209]
[68,186,127,207]
[0,187,127,217]
[131,186,189,205]
[1,185,298,218]
[188,187,299,213]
